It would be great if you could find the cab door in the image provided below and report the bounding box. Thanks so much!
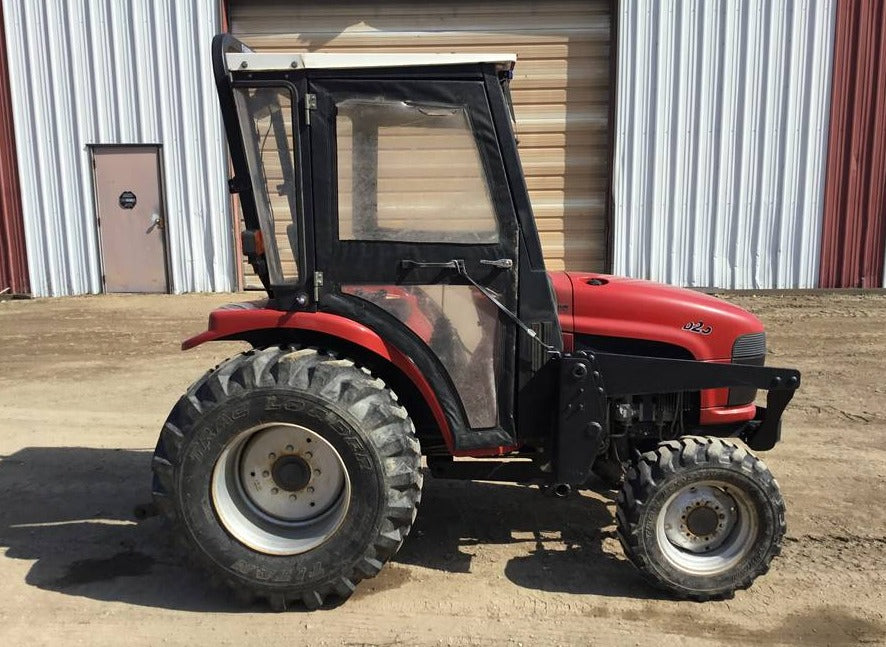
[309,74,519,443]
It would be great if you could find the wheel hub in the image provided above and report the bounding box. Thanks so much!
[663,484,737,553]
[686,505,720,536]
[211,422,350,555]
[272,455,312,492]
[654,478,761,577]
[234,424,346,522]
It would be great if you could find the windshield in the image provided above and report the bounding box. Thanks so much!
[234,86,300,285]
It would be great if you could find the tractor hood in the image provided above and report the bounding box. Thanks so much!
[550,272,764,361]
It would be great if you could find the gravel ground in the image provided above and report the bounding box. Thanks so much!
[0,292,884,646]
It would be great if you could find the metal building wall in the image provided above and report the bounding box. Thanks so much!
[820,0,886,288]
[229,0,611,276]
[0,0,27,295]
[2,0,233,296]
[613,0,836,289]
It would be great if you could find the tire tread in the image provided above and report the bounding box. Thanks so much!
[616,436,785,600]
[152,346,423,610]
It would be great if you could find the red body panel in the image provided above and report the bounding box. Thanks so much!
[183,304,457,451]
[553,272,764,425]
[186,271,765,456]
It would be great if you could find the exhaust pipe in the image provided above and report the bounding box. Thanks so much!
[551,483,572,498]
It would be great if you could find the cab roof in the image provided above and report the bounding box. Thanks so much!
[225,52,517,73]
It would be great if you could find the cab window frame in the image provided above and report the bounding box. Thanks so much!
[231,79,306,287]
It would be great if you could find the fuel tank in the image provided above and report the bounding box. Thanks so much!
[549,272,764,361]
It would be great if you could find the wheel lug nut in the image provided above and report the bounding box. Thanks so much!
[262,470,270,478]
[304,451,313,459]
[313,469,321,475]
[285,444,294,452]
[271,487,279,495]
[289,494,297,501]
[307,486,315,494]
[268,452,276,460]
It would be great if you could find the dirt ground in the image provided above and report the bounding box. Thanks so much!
[0,291,885,646]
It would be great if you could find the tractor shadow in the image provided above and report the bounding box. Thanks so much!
[394,473,663,599]
[0,447,663,612]
[0,446,240,612]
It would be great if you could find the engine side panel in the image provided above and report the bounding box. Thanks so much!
[562,272,765,426]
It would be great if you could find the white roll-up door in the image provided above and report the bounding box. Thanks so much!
[229,0,611,286]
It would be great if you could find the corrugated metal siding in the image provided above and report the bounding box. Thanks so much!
[2,0,233,296]
[229,0,610,286]
[613,0,836,289]
[820,0,886,288]
[0,1,27,295]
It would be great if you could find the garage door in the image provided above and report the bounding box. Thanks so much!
[229,0,610,286]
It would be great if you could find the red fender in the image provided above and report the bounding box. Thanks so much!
[183,302,454,451]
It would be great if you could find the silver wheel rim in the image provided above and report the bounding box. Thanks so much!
[656,480,758,576]
[211,423,351,555]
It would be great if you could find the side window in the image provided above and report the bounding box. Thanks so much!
[336,100,499,244]
[234,86,300,284]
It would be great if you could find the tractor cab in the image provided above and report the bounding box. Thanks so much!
[213,34,563,452]
[150,34,802,609]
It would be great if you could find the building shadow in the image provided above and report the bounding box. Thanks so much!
[0,446,664,612]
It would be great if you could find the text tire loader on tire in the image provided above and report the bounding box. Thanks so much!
[150,34,800,609]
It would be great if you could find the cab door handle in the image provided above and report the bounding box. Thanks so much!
[400,259,462,270]
[480,258,513,269]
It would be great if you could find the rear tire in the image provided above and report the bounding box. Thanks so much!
[616,436,785,600]
[151,346,422,610]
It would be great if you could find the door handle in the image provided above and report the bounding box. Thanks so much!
[400,259,463,270]
[146,213,163,234]
[480,258,513,269]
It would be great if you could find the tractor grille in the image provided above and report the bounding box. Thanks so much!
[728,332,767,405]
[732,332,766,358]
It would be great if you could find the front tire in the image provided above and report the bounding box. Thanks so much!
[151,346,422,610]
[616,436,785,600]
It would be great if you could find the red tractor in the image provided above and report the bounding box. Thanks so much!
[151,35,800,610]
